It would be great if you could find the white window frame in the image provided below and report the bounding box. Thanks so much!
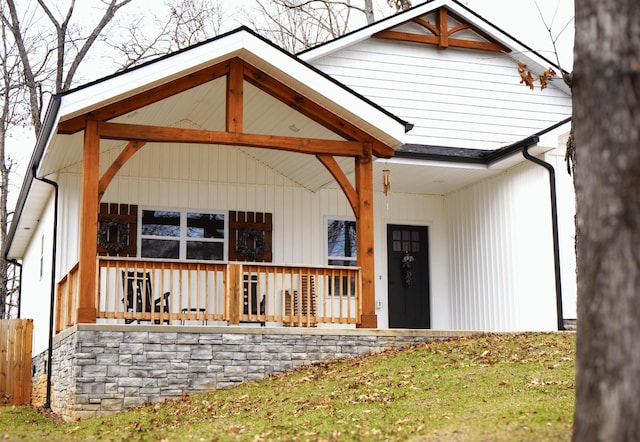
[138,207,227,261]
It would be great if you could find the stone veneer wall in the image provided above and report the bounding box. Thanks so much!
[37,324,477,421]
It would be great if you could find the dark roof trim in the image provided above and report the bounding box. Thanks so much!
[395,117,572,165]
[5,95,62,259]
[299,0,566,75]
[59,26,412,132]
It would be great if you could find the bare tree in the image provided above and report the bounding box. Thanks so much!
[0,0,232,317]
[0,0,136,317]
[246,0,393,53]
[105,0,225,70]
[572,0,640,440]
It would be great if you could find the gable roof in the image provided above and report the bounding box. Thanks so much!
[7,27,410,259]
[300,0,569,94]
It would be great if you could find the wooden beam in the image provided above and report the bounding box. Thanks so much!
[438,7,449,48]
[227,263,242,324]
[58,61,231,134]
[77,120,100,324]
[355,143,377,328]
[316,154,359,218]
[414,18,439,36]
[449,23,471,36]
[96,121,366,156]
[242,63,395,158]
[98,140,146,200]
[226,58,244,132]
[374,30,507,53]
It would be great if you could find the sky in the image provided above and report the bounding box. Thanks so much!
[7,0,574,209]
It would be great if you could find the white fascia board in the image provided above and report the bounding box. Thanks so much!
[537,120,571,149]
[57,29,405,148]
[377,157,488,170]
[58,32,248,120]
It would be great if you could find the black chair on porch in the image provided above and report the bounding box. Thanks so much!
[122,271,170,324]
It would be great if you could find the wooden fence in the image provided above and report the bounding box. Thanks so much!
[0,319,33,405]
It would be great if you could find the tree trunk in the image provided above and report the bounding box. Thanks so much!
[573,0,640,440]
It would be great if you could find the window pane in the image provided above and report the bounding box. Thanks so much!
[327,219,356,258]
[141,239,179,259]
[328,259,357,267]
[141,211,180,237]
[187,213,225,239]
[186,241,224,260]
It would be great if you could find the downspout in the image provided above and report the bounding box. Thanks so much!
[33,172,59,410]
[5,259,22,318]
[522,146,565,331]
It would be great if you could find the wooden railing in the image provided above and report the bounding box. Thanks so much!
[55,262,79,333]
[55,258,362,331]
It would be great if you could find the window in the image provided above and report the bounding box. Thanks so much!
[140,209,225,260]
[327,218,356,296]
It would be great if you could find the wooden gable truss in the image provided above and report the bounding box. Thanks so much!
[60,57,393,328]
[373,7,511,53]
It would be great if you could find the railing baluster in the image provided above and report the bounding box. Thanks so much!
[82,258,361,329]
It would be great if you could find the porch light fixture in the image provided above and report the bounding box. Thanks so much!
[382,168,391,196]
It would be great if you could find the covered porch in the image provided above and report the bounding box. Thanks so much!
[29,29,408,336]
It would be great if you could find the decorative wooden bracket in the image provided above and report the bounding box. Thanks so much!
[98,140,146,200]
[374,7,510,53]
[316,154,359,219]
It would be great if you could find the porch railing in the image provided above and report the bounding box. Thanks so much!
[55,258,362,331]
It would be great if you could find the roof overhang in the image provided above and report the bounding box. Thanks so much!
[370,118,572,195]
[7,27,410,260]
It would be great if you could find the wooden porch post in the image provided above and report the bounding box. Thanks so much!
[76,120,99,323]
[356,143,377,328]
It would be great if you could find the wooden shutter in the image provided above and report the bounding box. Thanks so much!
[97,203,138,257]
[228,211,272,262]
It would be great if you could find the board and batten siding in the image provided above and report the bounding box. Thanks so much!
[57,143,356,271]
[445,161,558,331]
[20,196,56,355]
[310,38,572,150]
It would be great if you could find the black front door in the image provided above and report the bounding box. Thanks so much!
[387,225,430,328]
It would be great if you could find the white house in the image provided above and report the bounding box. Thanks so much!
[7,0,575,358]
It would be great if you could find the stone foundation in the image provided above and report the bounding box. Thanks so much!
[36,324,477,421]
